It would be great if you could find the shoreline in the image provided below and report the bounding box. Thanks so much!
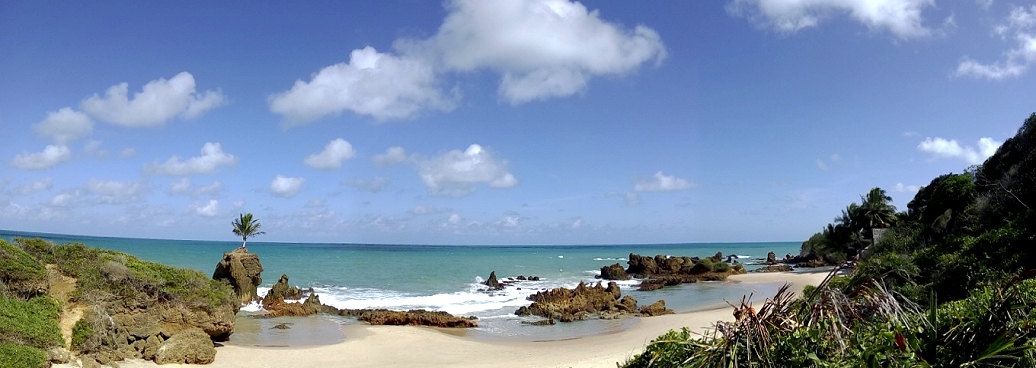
[114,270,829,368]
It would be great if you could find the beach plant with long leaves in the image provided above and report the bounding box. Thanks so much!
[232,213,265,250]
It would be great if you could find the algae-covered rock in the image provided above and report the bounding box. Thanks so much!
[212,247,264,305]
[263,274,302,305]
[347,309,478,328]
[600,263,629,280]
[638,300,674,317]
[154,328,216,365]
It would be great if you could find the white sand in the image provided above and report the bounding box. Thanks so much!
[114,270,830,368]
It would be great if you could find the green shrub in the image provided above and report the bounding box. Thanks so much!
[12,237,57,264]
[70,317,93,351]
[0,342,47,368]
[0,295,61,349]
[0,239,48,299]
[713,261,732,273]
[623,328,696,368]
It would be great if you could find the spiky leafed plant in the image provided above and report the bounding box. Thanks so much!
[231,213,265,250]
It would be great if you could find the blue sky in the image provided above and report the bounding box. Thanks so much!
[1,0,1034,245]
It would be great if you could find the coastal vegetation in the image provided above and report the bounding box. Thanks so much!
[624,112,1036,367]
[0,237,238,366]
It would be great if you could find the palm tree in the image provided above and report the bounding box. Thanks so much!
[232,213,265,250]
[858,187,897,242]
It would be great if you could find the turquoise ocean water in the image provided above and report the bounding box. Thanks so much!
[1,229,803,341]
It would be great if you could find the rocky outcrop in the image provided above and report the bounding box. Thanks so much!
[624,252,746,291]
[781,252,830,267]
[484,271,502,290]
[600,263,629,280]
[154,327,216,364]
[766,251,777,265]
[212,247,263,305]
[514,281,665,322]
[638,300,674,316]
[755,264,793,273]
[263,274,302,306]
[339,309,478,328]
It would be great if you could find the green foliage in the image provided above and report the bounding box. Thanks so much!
[12,237,57,264]
[0,238,48,299]
[0,295,62,350]
[622,328,696,368]
[232,212,266,246]
[71,317,93,351]
[0,342,47,368]
[712,261,732,273]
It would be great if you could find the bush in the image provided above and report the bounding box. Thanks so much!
[713,261,732,273]
[622,328,696,368]
[0,342,47,368]
[12,237,56,264]
[0,239,48,299]
[0,295,62,349]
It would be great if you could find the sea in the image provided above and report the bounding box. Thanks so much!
[0,229,803,342]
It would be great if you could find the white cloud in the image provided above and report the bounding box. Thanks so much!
[447,213,463,226]
[413,0,667,104]
[418,144,518,196]
[977,0,993,10]
[917,136,1002,165]
[80,72,225,127]
[633,171,694,192]
[33,108,93,144]
[728,0,934,39]
[270,0,665,122]
[145,142,237,176]
[170,178,192,194]
[270,175,305,198]
[373,146,411,166]
[269,47,456,124]
[10,145,71,170]
[16,178,53,195]
[411,205,448,215]
[347,177,389,192]
[194,199,219,217]
[119,148,137,158]
[84,179,148,204]
[816,159,830,171]
[624,192,641,206]
[169,178,223,197]
[956,5,1036,79]
[894,182,921,193]
[304,138,356,169]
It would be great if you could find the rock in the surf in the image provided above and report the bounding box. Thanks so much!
[600,263,630,280]
[484,271,503,290]
[212,247,264,305]
[638,300,674,317]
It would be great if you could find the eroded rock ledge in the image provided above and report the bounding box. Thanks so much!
[514,281,672,322]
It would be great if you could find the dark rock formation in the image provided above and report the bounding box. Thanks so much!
[709,252,724,263]
[212,247,264,305]
[755,264,793,273]
[638,300,674,316]
[339,309,478,328]
[600,263,629,280]
[263,274,302,306]
[766,251,777,265]
[781,252,830,267]
[626,253,660,275]
[638,279,666,291]
[515,281,651,322]
[484,271,502,290]
[528,275,540,281]
[153,328,216,364]
[623,252,746,291]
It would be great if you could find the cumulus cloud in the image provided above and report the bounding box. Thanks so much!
[956,5,1036,79]
[169,178,223,197]
[10,145,71,170]
[270,175,305,198]
[304,138,356,169]
[13,178,54,195]
[119,148,137,158]
[269,0,665,123]
[410,205,448,215]
[372,147,411,166]
[145,142,237,176]
[727,0,934,39]
[414,0,667,104]
[418,144,518,196]
[634,171,694,192]
[80,72,225,127]
[269,47,456,124]
[33,108,93,144]
[894,182,921,193]
[917,137,1002,165]
[84,179,148,204]
[346,177,389,192]
[194,200,219,217]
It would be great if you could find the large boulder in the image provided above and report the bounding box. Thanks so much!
[600,263,629,280]
[154,328,216,364]
[515,281,656,321]
[626,253,659,275]
[638,300,674,316]
[212,248,263,305]
[766,251,777,265]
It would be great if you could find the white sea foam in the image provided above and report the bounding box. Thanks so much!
[592,257,627,261]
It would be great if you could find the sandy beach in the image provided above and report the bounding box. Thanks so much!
[107,270,829,368]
